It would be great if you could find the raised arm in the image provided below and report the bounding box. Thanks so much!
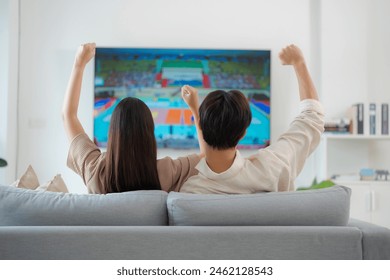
[62,43,96,142]
[181,85,206,156]
[256,44,324,192]
[279,44,318,101]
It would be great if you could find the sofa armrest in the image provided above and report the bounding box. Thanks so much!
[348,219,390,260]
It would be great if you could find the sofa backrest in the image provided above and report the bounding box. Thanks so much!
[0,185,168,226]
[167,185,351,226]
[0,185,351,227]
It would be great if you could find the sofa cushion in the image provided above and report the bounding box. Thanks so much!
[167,185,351,226]
[0,185,168,226]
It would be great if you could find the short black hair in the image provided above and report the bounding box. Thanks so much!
[199,90,252,150]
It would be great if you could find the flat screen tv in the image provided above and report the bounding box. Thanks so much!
[94,47,270,149]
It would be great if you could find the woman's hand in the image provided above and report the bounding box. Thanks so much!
[181,85,199,112]
[74,43,96,68]
[279,44,305,66]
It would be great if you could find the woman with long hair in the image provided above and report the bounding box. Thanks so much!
[62,43,205,193]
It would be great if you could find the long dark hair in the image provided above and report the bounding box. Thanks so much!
[104,97,161,193]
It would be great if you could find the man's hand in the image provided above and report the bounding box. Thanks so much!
[74,43,96,68]
[181,85,199,112]
[181,85,205,155]
[279,44,318,101]
[279,44,305,66]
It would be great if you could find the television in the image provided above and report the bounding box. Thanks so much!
[94,47,270,149]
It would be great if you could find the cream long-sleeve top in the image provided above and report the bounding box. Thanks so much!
[180,99,325,194]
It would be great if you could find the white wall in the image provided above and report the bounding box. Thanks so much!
[367,0,390,105]
[318,0,390,178]
[0,0,9,181]
[367,0,390,170]
[320,0,389,117]
[321,0,370,118]
[5,0,389,193]
[2,0,388,192]
[0,0,18,184]
[10,0,314,192]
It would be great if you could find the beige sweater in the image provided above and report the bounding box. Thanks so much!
[180,99,325,194]
[67,133,200,193]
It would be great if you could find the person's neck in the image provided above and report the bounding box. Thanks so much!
[204,146,237,174]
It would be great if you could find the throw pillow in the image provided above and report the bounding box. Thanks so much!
[11,165,69,193]
[11,165,39,189]
[36,174,68,193]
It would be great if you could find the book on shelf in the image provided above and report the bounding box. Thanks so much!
[351,103,364,134]
[382,103,389,135]
[348,102,389,136]
[357,103,364,134]
[369,103,376,135]
[324,118,350,134]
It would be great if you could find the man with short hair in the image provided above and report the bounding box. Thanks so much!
[180,44,324,194]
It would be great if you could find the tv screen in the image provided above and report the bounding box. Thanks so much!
[94,47,270,149]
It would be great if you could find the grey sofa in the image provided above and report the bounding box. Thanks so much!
[0,185,389,260]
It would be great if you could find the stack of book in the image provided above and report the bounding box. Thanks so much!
[324,118,350,134]
[349,103,389,135]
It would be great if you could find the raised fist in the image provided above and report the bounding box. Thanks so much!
[75,43,96,67]
[279,44,305,66]
[181,85,200,111]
